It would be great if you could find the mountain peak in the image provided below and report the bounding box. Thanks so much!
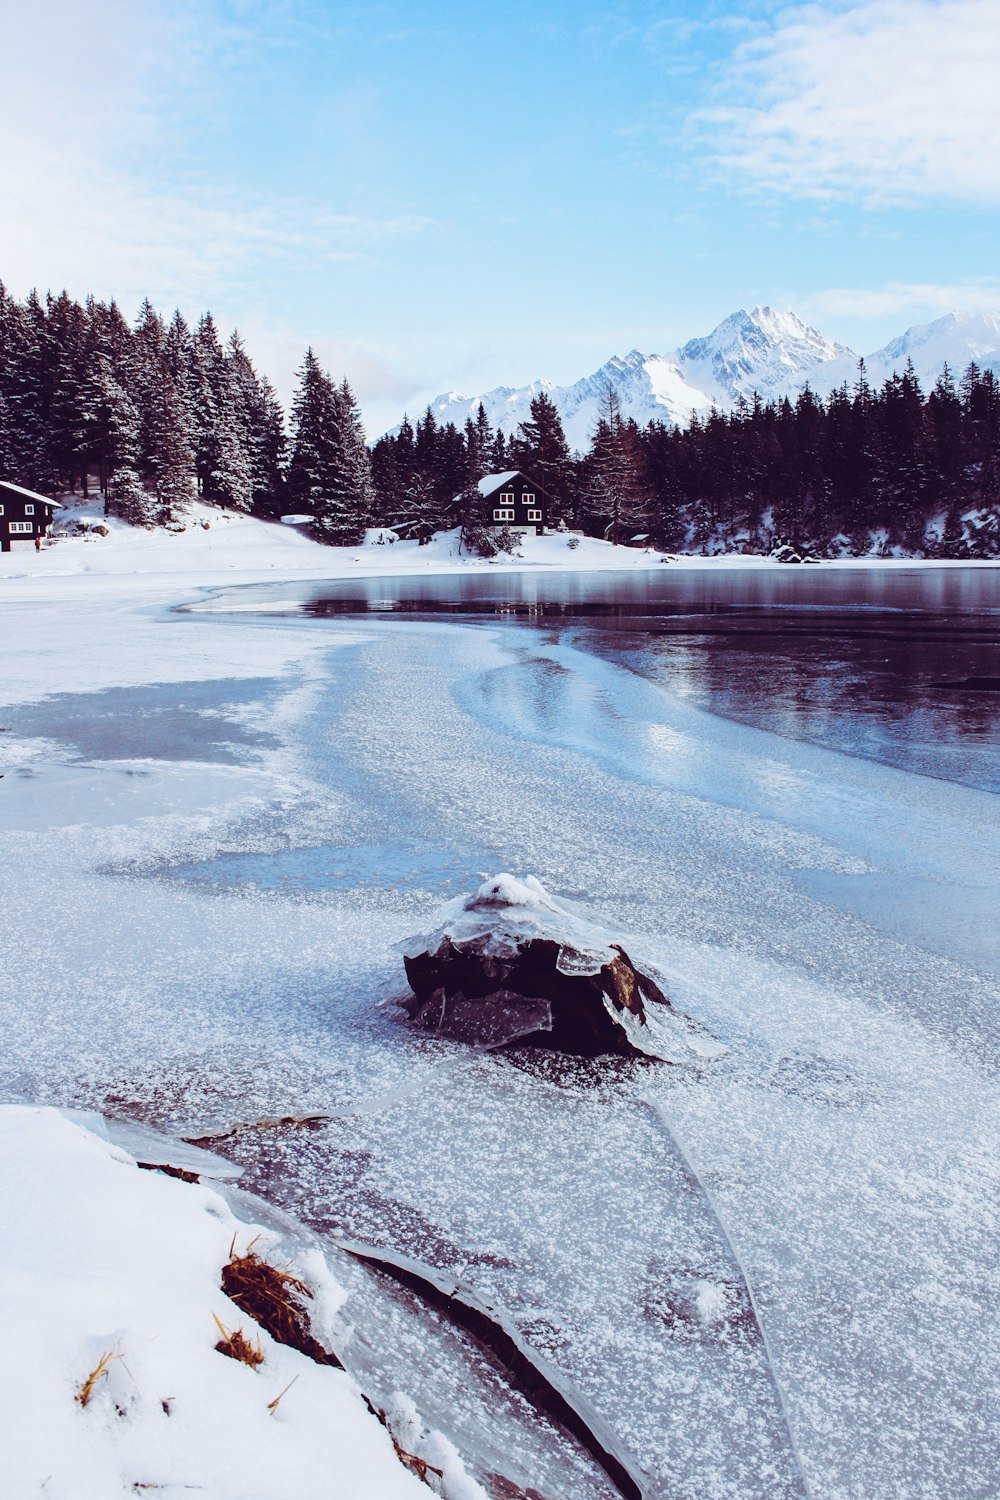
[410,306,1000,452]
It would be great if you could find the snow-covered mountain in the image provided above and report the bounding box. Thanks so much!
[862,310,1000,391]
[675,307,854,406]
[419,307,1000,453]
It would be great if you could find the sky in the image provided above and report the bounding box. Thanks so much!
[2,0,999,433]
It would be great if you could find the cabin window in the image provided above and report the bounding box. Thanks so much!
[24,504,34,515]
[526,509,542,521]
[0,504,4,515]
[9,521,33,534]
[493,508,515,521]
[499,492,514,503]
[523,493,535,504]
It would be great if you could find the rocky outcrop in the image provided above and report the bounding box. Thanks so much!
[399,875,725,1062]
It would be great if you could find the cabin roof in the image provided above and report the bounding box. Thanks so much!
[477,470,520,496]
[447,469,552,512]
[0,481,63,508]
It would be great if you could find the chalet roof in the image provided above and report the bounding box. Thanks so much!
[447,469,552,512]
[477,471,519,496]
[0,481,63,508]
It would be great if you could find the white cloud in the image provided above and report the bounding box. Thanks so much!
[800,278,1000,321]
[240,317,426,433]
[698,0,1000,205]
[0,1,428,311]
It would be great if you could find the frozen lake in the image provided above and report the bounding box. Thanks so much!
[228,562,1000,792]
[2,564,999,1498]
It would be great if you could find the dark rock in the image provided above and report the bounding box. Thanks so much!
[399,874,724,1062]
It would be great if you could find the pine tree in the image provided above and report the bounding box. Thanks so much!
[90,353,144,519]
[141,359,196,525]
[287,348,333,516]
[188,312,224,501]
[287,354,370,544]
[460,404,491,532]
[249,375,287,516]
[6,290,53,488]
[46,290,90,493]
[513,391,574,522]
[323,377,372,541]
[489,427,509,472]
[585,384,648,544]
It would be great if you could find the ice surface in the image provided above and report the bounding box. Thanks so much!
[239,1057,807,1498]
[2,582,999,1498]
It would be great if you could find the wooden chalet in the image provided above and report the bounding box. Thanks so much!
[475,471,550,534]
[0,482,62,551]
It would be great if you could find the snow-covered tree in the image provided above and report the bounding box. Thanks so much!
[512,391,574,522]
[287,353,370,543]
[141,360,196,525]
[585,384,648,544]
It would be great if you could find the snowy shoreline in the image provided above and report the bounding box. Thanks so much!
[0,1104,461,1500]
[2,495,998,606]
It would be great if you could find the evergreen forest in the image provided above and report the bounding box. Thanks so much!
[2,282,999,556]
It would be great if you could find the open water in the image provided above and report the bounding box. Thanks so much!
[218,563,1000,793]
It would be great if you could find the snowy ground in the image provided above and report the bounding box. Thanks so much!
[2,504,999,1498]
[3,494,995,596]
[0,1106,430,1500]
[0,494,682,588]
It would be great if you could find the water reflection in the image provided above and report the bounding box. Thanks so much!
[240,567,1000,792]
[602,609,1000,791]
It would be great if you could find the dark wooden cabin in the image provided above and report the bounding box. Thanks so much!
[0,482,62,551]
[477,471,550,534]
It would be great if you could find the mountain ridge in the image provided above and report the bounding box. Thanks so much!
[416,306,1000,453]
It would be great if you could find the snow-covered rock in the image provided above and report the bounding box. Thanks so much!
[399,874,724,1062]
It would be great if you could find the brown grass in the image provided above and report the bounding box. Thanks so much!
[390,1436,444,1485]
[267,1374,300,1416]
[212,1311,264,1369]
[137,1161,200,1184]
[220,1240,341,1369]
[363,1400,444,1488]
[76,1346,121,1407]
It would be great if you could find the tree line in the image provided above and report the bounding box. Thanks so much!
[2,281,999,555]
[0,284,369,541]
[372,363,1000,557]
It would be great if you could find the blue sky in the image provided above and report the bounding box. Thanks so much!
[3,0,999,431]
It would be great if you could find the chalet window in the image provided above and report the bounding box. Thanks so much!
[25,504,34,515]
[9,521,33,534]
[0,504,4,515]
[523,493,535,504]
[527,509,542,521]
[493,508,515,521]
[499,492,514,503]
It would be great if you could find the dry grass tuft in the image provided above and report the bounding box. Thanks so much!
[267,1374,299,1416]
[77,1347,121,1408]
[221,1240,341,1369]
[364,1400,444,1488]
[137,1161,200,1185]
[213,1311,264,1369]
[390,1437,444,1485]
